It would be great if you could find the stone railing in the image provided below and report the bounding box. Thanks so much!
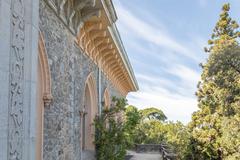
[135,144,177,160]
[135,144,161,153]
[159,144,177,160]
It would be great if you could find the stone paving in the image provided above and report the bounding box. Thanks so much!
[125,151,162,160]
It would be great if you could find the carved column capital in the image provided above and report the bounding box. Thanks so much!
[79,108,88,117]
[43,93,53,106]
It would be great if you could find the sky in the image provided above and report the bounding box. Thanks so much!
[112,0,240,124]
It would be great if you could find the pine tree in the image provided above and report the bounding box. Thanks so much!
[204,3,240,53]
[189,3,240,159]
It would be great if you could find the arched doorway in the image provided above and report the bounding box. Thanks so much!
[83,73,98,150]
[36,32,53,160]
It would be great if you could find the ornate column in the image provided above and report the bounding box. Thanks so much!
[8,0,27,159]
[0,0,39,159]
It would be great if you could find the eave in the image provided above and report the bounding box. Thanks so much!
[76,0,138,96]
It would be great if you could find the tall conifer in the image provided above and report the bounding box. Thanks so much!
[189,3,240,159]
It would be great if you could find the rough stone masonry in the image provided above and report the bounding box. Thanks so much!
[0,0,138,160]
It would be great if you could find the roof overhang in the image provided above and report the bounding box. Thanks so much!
[44,0,138,96]
[76,0,139,96]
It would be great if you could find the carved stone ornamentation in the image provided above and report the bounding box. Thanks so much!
[8,0,25,159]
[45,0,100,35]
[38,32,53,107]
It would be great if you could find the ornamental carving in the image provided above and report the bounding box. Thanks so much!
[8,0,25,159]
[38,32,53,106]
[77,21,133,96]
[45,0,100,35]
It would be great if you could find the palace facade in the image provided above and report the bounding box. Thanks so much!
[0,0,138,159]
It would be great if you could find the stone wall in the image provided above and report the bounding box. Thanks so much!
[135,144,162,153]
[39,0,122,159]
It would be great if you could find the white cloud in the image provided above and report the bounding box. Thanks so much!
[167,64,200,83]
[131,65,200,124]
[136,73,173,87]
[113,1,203,124]
[114,1,200,62]
[127,87,198,124]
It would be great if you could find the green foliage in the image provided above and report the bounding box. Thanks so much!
[188,3,240,160]
[124,105,141,148]
[94,3,240,160]
[94,98,140,160]
[94,97,127,160]
[125,107,190,159]
[164,121,191,160]
[133,119,167,144]
[205,3,240,53]
[131,107,168,144]
[220,115,240,159]
[140,107,167,121]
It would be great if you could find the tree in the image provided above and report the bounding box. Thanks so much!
[205,3,240,53]
[164,121,191,160]
[124,105,141,148]
[94,97,128,160]
[140,107,167,121]
[94,99,141,160]
[189,3,240,159]
[220,115,240,159]
[128,107,191,159]
[134,119,167,144]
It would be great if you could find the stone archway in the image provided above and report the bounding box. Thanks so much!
[36,32,53,160]
[83,73,98,150]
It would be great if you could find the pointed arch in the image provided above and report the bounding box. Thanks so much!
[83,72,98,150]
[38,32,53,105]
[36,32,53,160]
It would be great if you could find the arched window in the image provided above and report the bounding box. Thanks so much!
[82,73,98,150]
[36,32,53,160]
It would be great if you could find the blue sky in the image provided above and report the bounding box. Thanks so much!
[113,0,240,124]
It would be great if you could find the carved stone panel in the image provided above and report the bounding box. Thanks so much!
[44,0,100,35]
[8,0,25,159]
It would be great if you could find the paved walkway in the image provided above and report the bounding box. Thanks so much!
[125,151,162,160]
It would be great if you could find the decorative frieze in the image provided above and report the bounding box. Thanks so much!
[8,0,25,159]
[45,0,100,35]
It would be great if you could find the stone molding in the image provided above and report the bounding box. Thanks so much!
[44,0,100,35]
[85,72,98,114]
[8,0,25,159]
[38,32,53,106]
[84,72,98,150]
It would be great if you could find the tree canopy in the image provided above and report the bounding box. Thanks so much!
[94,3,240,160]
[188,3,240,159]
[140,107,167,121]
